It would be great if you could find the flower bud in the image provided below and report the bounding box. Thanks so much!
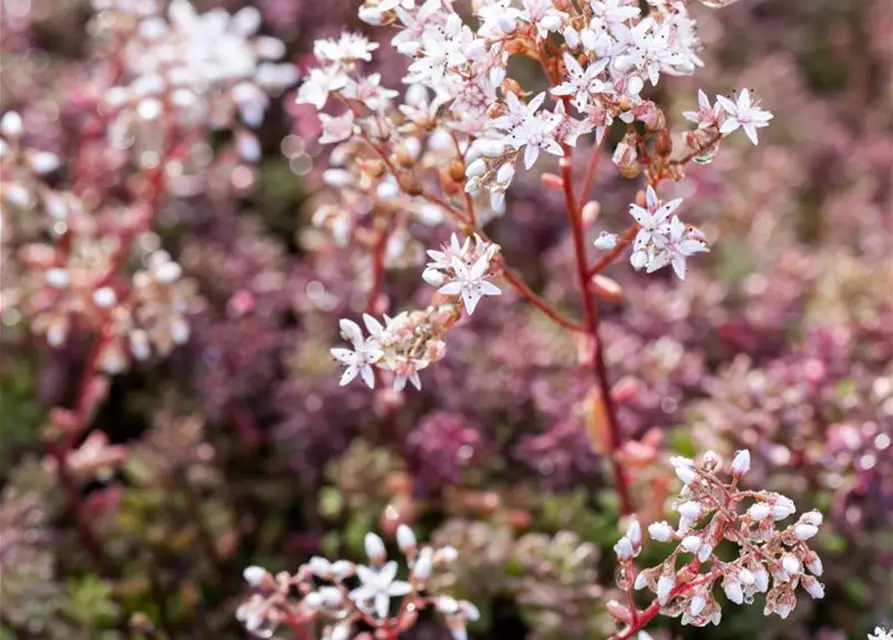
[781,554,801,576]
[613,536,634,560]
[412,548,433,583]
[677,501,702,520]
[45,268,70,289]
[648,521,674,542]
[0,111,23,137]
[364,532,386,564]
[723,578,744,605]
[674,464,698,486]
[794,524,818,541]
[730,449,751,476]
[581,201,601,226]
[466,158,488,178]
[626,519,642,549]
[589,274,623,301]
[748,502,771,521]
[680,535,701,553]
[93,287,118,308]
[802,575,825,599]
[396,524,417,554]
[308,556,332,578]
[606,600,633,624]
[805,552,823,576]
[657,574,675,605]
[594,231,617,250]
[243,565,268,586]
[689,593,707,617]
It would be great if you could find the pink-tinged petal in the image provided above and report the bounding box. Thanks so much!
[738,88,752,110]
[680,239,709,255]
[697,89,710,110]
[743,124,759,145]
[645,186,658,210]
[360,364,376,389]
[339,365,359,386]
[339,318,364,347]
[393,375,408,392]
[409,372,422,390]
[439,281,463,295]
[682,110,699,123]
[330,348,355,364]
[374,593,390,618]
[449,234,462,253]
[478,281,501,296]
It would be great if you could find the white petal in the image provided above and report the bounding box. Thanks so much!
[360,364,376,389]
[439,281,463,295]
[339,318,365,347]
[339,365,359,386]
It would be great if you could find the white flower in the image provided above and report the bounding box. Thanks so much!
[319,111,356,145]
[647,216,709,280]
[689,593,707,617]
[438,255,501,315]
[314,33,379,64]
[520,0,568,38]
[348,561,413,618]
[683,89,722,129]
[716,89,773,145]
[551,52,608,109]
[629,186,683,253]
[781,554,801,576]
[869,627,893,640]
[330,319,383,389]
[680,535,701,553]
[296,66,348,110]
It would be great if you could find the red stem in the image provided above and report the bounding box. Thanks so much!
[588,224,639,277]
[559,153,634,517]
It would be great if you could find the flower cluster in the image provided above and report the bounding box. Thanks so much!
[295,0,777,392]
[608,450,825,635]
[331,232,501,391]
[237,526,478,639]
[95,0,297,168]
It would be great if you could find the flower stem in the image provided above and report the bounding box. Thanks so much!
[559,151,634,517]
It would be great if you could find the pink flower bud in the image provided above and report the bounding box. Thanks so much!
[242,565,268,586]
[723,578,744,605]
[748,503,771,521]
[802,576,825,599]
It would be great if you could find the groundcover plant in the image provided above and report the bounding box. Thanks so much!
[0,0,890,639]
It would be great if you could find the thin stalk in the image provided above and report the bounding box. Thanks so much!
[559,152,634,517]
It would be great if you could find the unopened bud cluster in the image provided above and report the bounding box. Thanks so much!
[237,525,477,639]
[609,450,825,634]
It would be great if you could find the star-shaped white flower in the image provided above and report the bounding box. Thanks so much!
[682,89,722,130]
[438,255,501,315]
[628,185,683,252]
[330,319,382,388]
[648,216,710,280]
[296,66,347,110]
[716,89,773,145]
[869,627,893,640]
[551,52,609,109]
[348,561,413,618]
